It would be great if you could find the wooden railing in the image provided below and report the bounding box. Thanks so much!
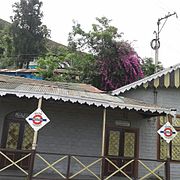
[0,148,169,180]
[0,148,32,179]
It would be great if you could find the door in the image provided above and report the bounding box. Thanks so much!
[104,127,139,178]
[0,111,34,169]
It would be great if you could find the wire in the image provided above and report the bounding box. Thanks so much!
[159,18,168,34]
[155,0,180,30]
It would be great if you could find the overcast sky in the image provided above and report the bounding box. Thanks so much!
[1,0,180,67]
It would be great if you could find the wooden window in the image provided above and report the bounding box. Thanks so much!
[0,111,33,169]
[158,115,180,161]
[1,111,34,151]
[104,127,138,177]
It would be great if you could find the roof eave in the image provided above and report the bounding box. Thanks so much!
[0,88,171,115]
[112,63,180,95]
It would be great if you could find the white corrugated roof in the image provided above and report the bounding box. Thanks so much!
[112,63,180,95]
[0,74,172,114]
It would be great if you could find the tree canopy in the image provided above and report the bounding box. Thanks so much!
[11,0,50,68]
[38,17,144,91]
[141,57,163,77]
[67,17,144,91]
[0,26,14,68]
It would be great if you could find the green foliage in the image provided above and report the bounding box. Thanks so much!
[37,17,144,90]
[0,27,14,68]
[68,17,143,90]
[0,27,13,56]
[142,57,163,76]
[0,19,11,30]
[68,52,97,84]
[0,56,14,68]
[68,17,122,55]
[11,0,50,68]
[37,47,96,83]
[37,54,59,79]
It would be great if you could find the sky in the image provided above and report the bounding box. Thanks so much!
[0,0,180,68]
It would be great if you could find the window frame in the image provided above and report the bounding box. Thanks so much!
[1,111,33,150]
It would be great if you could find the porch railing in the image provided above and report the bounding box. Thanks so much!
[0,148,170,180]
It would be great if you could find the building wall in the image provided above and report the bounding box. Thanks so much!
[121,86,180,179]
[0,95,169,178]
[106,108,162,178]
[122,87,180,113]
[38,102,102,155]
[122,87,155,104]
[0,95,144,156]
[0,96,104,175]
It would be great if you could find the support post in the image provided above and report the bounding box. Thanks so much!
[165,109,176,180]
[101,156,105,180]
[166,143,170,180]
[101,108,106,156]
[32,98,42,150]
[155,34,159,73]
[27,97,43,180]
[165,114,171,180]
[27,150,36,180]
[66,155,71,179]
[165,156,170,180]
[152,12,177,73]
[101,108,106,180]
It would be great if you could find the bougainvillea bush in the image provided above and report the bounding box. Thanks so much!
[98,41,144,91]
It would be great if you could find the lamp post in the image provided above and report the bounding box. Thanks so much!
[150,12,177,73]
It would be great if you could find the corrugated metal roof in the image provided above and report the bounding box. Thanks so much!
[0,74,172,114]
[0,75,103,93]
[0,69,38,73]
[112,63,180,95]
[0,68,72,74]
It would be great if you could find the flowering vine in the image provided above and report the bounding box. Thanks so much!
[98,41,144,91]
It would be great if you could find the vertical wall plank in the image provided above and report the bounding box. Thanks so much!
[154,78,159,88]
[174,69,180,88]
[143,82,148,89]
[164,73,170,88]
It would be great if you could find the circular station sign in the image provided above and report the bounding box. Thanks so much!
[26,108,50,131]
[164,127,173,137]
[157,122,177,143]
[32,114,44,125]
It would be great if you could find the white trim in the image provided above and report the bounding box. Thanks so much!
[112,63,180,95]
[0,88,171,114]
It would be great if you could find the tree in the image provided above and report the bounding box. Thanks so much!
[0,27,14,68]
[141,57,163,77]
[68,17,144,91]
[37,47,96,83]
[11,0,50,68]
[0,27,13,56]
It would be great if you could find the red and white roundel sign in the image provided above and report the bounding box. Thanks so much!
[32,114,44,125]
[26,108,50,131]
[157,122,177,143]
[164,128,173,137]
